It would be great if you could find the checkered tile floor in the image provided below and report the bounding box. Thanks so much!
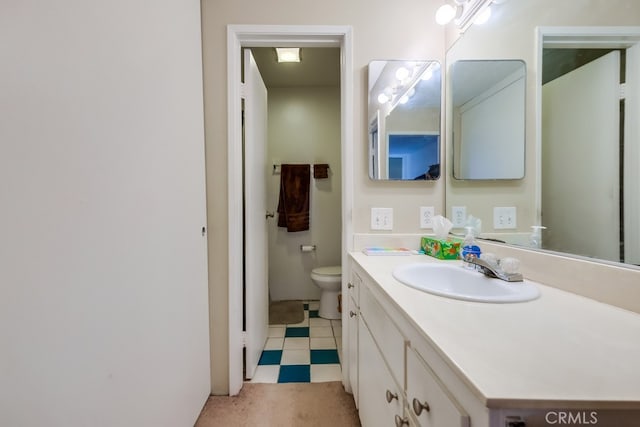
[248,301,343,384]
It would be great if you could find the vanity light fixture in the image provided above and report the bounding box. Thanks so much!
[275,47,301,63]
[435,0,464,25]
[435,0,497,31]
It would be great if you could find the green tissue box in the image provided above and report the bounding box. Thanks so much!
[421,236,461,260]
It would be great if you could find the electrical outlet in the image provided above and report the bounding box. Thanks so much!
[451,206,467,228]
[371,207,393,230]
[494,207,517,229]
[420,206,435,229]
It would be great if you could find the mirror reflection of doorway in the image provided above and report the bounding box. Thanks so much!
[387,133,440,180]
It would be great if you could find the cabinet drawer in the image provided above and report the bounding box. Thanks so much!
[360,283,405,386]
[406,347,470,427]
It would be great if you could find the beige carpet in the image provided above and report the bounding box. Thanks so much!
[195,382,361,427]
[269,300,304,325]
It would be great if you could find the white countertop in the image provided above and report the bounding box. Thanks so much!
[350,252,640,409]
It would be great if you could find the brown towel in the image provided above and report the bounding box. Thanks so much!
[313,163,330,179]
[277,164,310,232]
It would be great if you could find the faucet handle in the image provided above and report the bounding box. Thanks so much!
[499,257,520,275]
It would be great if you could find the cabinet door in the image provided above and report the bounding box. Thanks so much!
[348,295,359,406]
[358,317,403,427]
[406,347,470,427]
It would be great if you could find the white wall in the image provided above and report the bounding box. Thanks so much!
[267,87,342,301]
[0,1,211,425]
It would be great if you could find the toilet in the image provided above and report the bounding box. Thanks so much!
[310,266,342,320]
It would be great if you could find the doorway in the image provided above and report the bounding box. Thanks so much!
[227,25,354,396]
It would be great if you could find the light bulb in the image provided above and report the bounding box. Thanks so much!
[407,88,415,98]
[474,6,491,25]
[435,4,456,25]
[377,93,390,104]
[395,67,410,81]
[421,69,433,80]
[399,95,409,104]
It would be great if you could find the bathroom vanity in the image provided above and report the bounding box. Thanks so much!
[347,252,640,427]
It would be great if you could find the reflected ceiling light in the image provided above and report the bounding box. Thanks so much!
[421,68,433,80]
[275,47,301,63]
[474,5,491,24]
[395,67,410,81]
[377,93,390,104]
[399,95,409,104]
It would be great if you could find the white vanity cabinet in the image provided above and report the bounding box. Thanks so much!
[406,346,470,427]
[357,273,407,427]
[350,260,485,427]
[347,270,361,404]
[358,315,404,427]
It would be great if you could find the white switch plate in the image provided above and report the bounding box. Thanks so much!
[451,206,467,227]
[420,206,435,229]
[494,207,517,229]
[371,207,393,230]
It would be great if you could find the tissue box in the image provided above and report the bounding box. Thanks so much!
[421,236,462,260]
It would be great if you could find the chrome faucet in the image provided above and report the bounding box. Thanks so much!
[463,255,523,282]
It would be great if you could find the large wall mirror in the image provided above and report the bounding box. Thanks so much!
[451,60,525,180]
[368,60,442,180]
[444,0,640,268]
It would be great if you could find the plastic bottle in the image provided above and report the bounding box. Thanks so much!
[461,226,481,261]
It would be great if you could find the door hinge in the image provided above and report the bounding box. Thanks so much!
[620,82,626,100]
[241,331,247,347]
[240,82,247,98]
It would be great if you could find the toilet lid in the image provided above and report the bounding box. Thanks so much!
[312,266,341,276]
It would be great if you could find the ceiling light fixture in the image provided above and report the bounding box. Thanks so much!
[275,47,301,63]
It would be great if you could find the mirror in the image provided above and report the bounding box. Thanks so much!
[444,0,640,268]
[368,60,442,180]
[451,60,526,180]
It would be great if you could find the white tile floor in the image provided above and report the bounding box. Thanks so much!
[248,300,343,384]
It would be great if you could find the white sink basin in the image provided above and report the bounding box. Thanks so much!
[392,263,540,303]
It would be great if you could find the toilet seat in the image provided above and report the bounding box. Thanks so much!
[311,266,341,276]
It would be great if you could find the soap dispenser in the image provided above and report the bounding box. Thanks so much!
[461,226,481,261]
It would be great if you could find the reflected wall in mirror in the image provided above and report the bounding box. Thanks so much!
[451,60,525,180]
[444,0,640,269]
[541,32,640,265]
[368,60,442,180]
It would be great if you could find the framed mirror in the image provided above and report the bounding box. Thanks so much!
[451,60,526,180]
[444,0,640,268]
[368,60,442,180]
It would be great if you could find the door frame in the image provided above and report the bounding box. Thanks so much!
[227,25,354,395]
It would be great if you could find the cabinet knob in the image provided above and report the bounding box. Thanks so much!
[394,415,409,426]
[349,310,357,318]
[348,282,354,289]
[412,398,430,415]
[385,389,398,403]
